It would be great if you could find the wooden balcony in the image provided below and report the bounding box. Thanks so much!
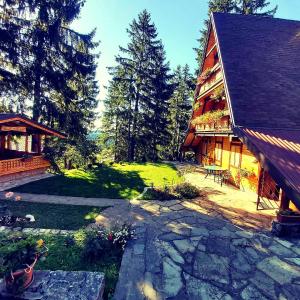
[0,155,51,176]
[197,67,223,99]
[195,116,232,136]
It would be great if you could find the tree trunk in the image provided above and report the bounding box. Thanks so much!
[129,92,139,161]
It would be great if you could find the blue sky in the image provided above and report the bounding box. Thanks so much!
[71,0,300,120]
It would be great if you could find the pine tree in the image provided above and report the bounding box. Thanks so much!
[105,10,172,162]
[0,0,99,169]
[0,0,31,111]
[101,65,133,162]
[167,65,194,160]
[195,0,277,68]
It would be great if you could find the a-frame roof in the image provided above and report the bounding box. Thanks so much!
[210,13,300,208]
[0,113,66,138]
[212,12,300,129]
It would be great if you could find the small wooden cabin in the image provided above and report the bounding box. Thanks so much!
[182,13,300,212]
[0,113,65,184]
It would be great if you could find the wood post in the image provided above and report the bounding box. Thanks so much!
[279,190,290,210]
[37,134,41,154]
[7,134,11,150]
[0,135,5,152]
[25,134,29,153]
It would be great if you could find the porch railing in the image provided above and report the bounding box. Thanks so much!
[0,155,50,176]
[195,116,231,133]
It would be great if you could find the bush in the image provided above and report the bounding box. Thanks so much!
[174,182,200,199]
[82,225,134,263]
[141,182,200,200]
[142,187,179,201]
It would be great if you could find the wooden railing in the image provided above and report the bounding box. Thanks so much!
[0,155,50,176]
[198,69,223,97]
[195,116,232,133]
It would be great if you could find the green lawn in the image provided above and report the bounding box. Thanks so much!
[0,232,120,299]
[12,162,182,199]
[2,200,108,230]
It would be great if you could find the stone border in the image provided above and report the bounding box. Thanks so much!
[0,226,74,235]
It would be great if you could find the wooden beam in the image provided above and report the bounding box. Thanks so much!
[7,134,11,150]
[280,190,290,210]
[0,135,5,151]
[0,125,27,133]
[25,134,29,153]
[37,134,42,154]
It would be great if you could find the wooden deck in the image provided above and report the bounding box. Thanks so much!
[0,155,50,176]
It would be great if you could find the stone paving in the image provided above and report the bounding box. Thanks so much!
[114,199,300,300]
[0,173,55,192]
[0,270,105,300]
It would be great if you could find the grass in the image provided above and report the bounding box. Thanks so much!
[1,200,108,230]
[0,232,121,299]
[12,162,182,199]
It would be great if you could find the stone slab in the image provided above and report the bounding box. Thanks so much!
[0,270,105,300]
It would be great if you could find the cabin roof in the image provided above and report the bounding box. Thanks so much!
[212,12,300,129]
[0,113,66,138]
[211,13,300,207]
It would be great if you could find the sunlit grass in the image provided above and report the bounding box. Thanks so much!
[13,162,182,199]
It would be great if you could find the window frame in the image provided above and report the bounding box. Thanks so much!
[214,140,223,166]
[229,142,242,169]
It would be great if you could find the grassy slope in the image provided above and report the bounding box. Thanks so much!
[2,200,108,230]
[12,162,182,199]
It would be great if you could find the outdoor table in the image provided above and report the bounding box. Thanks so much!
[203,165,227,185]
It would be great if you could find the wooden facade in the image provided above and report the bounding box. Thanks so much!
[0,114,65,183]
[182,19,295,211]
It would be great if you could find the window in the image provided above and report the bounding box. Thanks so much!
[230,143,242,168]
[215,141,222,165]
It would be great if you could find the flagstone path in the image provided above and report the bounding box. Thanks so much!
[114,199,300,300]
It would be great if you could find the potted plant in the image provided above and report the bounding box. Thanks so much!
[1,236,48,295]
[238,168,255,191]
[277,209,300,223]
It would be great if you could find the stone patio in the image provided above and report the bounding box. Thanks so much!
[114,198,300,300]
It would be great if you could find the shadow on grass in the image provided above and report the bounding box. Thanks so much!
[12,165,146,199]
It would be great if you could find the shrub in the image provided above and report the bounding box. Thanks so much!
[174,182,200,199]
[142,187,179,201]
[142,182,200,200]
[82,225,134,263]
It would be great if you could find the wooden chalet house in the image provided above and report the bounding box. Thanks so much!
[0,113,65,185]
[182,13,300,213]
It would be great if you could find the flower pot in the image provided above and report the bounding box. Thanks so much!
[5,256,38,294]
[277,213,300,224]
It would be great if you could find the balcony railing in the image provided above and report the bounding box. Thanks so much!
[198,69,223,98]
[195,116,232,133]
[0,155,51,176]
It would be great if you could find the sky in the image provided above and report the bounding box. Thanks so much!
[71,0,300,126]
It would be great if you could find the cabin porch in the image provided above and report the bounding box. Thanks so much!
[0,113,65,184]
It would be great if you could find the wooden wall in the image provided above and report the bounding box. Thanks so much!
[196,136,260,192]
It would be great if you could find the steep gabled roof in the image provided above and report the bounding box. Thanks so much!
[211,13,300,208]
[0,113,66,138]
[212,12,300,129]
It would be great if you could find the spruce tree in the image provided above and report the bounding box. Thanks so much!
[106,10,172,162]
[167,65,194,160]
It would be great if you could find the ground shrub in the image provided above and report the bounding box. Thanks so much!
[174,182,200,199]
[142,182,200,200]
[141,187,179,201]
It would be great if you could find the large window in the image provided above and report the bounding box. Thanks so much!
[215,141,222,165]
[230,143,242,168]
